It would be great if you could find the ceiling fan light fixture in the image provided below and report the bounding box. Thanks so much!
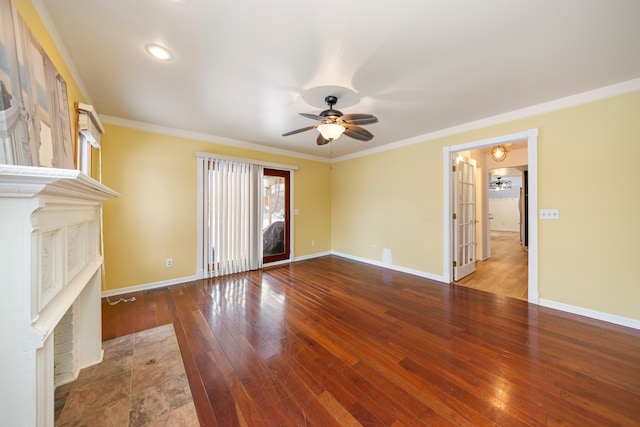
[317,123,345,141]
[282,95,377,145]
[489,176,512,191]
[490,145,508,162]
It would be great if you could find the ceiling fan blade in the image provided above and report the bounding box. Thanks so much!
[282,125,317,136]
[300,113,325,121]
[341,113,377,122]
[316,134,330,146]
[341,116,379,126]
[344,125,374,141]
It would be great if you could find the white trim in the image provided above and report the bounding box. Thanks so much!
[77,103,105,135]
[294,251,332,262]
[442,146,452,283]
[195,152,298,171]
[100,275,199,298]
[333,78,640,163]
[332,251,447,283]
[540,299,640,331]
[101,115,329,163]
[526,129,539,302]
[263,259,293,268]
[443,129,539,304]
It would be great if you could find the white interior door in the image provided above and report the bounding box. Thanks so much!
[453,154,477,280]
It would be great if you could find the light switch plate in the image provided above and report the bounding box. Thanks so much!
[539,209,560,220]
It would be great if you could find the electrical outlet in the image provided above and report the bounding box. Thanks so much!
[311,240,316,247]
[372,244,376,253]
[539,209,560,220]
[166,258,173,267]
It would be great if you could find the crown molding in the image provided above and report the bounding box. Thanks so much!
[333,77,640,163]
[100,115,329,163]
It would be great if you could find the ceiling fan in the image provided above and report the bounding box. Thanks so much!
[282,95,378,146]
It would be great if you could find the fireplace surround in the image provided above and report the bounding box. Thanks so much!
[0,165,118,426]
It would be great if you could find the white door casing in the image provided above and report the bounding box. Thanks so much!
[442,128,539,303]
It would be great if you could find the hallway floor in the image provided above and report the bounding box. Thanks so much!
[454,230,528,300]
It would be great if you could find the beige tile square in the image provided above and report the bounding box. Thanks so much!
[56,374,130,426]
[129,373,193,427]
[144,401,200,427]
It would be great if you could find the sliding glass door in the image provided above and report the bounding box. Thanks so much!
[262,168,290,263]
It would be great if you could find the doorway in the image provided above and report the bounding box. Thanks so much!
[263,168,291,264]
[443,129,539,303]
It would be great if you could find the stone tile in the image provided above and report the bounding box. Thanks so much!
[74,352,133,387]
[72,334,134,388]
[144,401,199,427]
[104,332,135,352]
[131,352,187,396]
[129,373,193,427]
[132,326,181,368]
[133,324,176,349]
[56,374,130,426]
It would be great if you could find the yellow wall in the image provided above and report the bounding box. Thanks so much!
[332,91,640,321]
[100,125,332,290]
[332,142,444,273]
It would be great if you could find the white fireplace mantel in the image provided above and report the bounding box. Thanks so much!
[0,165,118,426]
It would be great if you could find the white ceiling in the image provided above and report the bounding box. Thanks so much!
[38,0,640,159]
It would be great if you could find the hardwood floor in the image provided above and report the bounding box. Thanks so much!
[102,256,640,426]
[454,231,528,300]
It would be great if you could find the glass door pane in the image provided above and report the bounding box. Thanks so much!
[263,169,290,262]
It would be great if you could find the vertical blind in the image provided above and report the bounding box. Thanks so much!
[199,156,263,277]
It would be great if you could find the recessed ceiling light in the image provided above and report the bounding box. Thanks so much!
[144,43,173,61]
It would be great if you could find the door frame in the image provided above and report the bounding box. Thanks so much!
[263,168,292,264]
[442,129,539,303]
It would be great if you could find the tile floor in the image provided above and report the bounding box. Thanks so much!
[55,324,199,426]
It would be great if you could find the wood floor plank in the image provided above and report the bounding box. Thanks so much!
[101,255,640,426]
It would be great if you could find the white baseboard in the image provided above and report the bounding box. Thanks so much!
[263,259,293,268]
[101,275,199,298]
[331,251,448,283]
[294,251,332,262]
[539,298,640,330]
